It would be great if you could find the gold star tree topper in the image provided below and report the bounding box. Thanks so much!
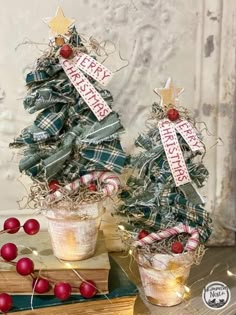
[46,7,75,36]
[154,78,184,107]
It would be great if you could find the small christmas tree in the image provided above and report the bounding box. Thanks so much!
[117,78,212,251]
[10,8,127,208]
[116,78,212,306]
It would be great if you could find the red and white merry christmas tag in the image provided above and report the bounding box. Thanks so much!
[60,58,112,121]
[158,119,191,187]
[74,52,113,86]
[175,118,204,152]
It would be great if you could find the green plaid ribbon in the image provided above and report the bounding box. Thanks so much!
[13,109,126,180]
[10,44,127,181]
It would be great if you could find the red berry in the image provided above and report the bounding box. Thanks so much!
[138,230,149,240]
[0,293,13,313]
[59,44,73,59]
[16,257,34,276]
[49,180,60,193]
[3,217,21,234]
[23,219,40,235]
[79,280,97,299]
[54,282,71,300]
[171,241,184,254]
[33,278,50,293]
[88,183,97,192]
[167,108,179,121]
[1,243,18,261]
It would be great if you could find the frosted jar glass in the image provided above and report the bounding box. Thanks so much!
[42,202,103,261]
[137,251,194,306]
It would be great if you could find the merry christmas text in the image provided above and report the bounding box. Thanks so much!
[159,119,191,186]
[60,58,112,121]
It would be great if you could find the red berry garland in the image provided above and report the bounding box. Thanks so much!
[33,278,50,294]
[138,230,149,240]
[16,257,34,276]
[167,108,179,121]
[59,44,73,59]
[0,216,99,307]
[23,219,40,235]
[171,241,184,254]
[54,282,72,300]
[0,243,18,261]
[79,280,97,298]
[0,293,13,313]
[3,217,21,234]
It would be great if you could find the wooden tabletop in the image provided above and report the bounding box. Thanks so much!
[112,246,236,315]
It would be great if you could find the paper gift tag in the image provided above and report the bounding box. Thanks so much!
[158,119,191,187]
[60,57,112,121]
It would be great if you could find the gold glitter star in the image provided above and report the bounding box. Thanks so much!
[47,7,75,36]
[154,78,184,107]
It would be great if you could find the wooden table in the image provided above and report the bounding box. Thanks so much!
[112,246,236,315]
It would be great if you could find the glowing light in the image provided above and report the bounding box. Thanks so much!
[176,291,183,298]
[227,270,234,276]
[32,250,38,256]
[65,262,72,268]
[128,249,133,256]
[118,225,125,231]
[184,285,190,293]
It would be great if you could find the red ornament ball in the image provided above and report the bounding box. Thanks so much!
[79,280,97,299]
[49,180,60,193]
[87,183,97,192]
[171,241,184,254]
[16,257,34,276]
[33,278,50,294]
[23,219,40,235]
[3,217,21,234]
[167,108,180,121]
[59,44,73,59]
[138,230,149,240]
[54,282,71,300]
[1,243,18,261]
[0,293,13,313]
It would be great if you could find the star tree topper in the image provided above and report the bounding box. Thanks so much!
[46,7,75,36]
[154,78,184,107]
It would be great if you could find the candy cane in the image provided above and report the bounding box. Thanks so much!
[45,171,120,203]
[133,224,199,251]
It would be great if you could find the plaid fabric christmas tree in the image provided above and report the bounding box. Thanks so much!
[10,27,127,187]
[116,81,212,244]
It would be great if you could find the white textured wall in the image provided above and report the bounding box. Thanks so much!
[0,0,235,245]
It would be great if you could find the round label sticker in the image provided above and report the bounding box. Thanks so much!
[202,281,231,310]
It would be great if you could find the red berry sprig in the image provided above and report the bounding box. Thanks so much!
[49,180,60,193]
[167,108,180,121]
[138,230,149,240]
[59,44,73,59]
[171,241,184,254]
[87,183,97,192]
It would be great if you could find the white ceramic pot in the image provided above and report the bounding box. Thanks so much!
[43,202,103,261]
[137,251,194,306]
